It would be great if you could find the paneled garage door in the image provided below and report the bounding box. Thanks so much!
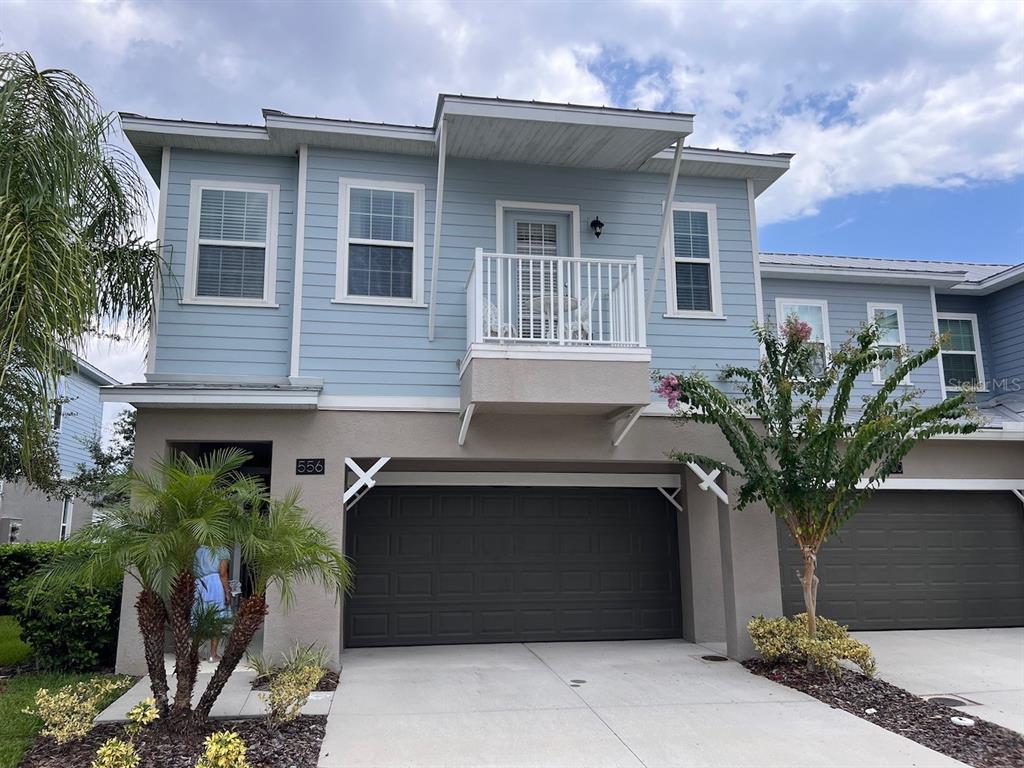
[779,491,1024,629]
[345,486,682,647]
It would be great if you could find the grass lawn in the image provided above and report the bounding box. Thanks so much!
[0,615,31,667]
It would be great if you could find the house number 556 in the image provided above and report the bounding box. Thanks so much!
[296,458,325,475]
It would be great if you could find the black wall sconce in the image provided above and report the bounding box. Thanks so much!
[590,216,604,238]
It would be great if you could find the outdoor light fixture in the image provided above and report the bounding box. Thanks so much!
[590,216,604,238]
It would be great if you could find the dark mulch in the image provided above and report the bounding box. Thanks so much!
[18,715,327,768]
[745,660,1024,768]
[251,669,339,692]
[0,659,35,678]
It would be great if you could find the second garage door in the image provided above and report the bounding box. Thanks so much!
[779,491,1024,629]
[345,486,682,647]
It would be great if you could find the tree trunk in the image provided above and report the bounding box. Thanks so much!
[168,571,198,725]
[799,545,820,671]
[195,594,268,720]
[135,587,170,720]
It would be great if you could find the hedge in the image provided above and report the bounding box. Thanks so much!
[0,541,75,612]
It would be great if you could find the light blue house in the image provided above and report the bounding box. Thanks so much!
[106,95,1024,672]
[0,357,118,543]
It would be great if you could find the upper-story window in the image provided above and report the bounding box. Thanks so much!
[937,313,986,391]
[777,298,830,374]
[867,303,908,384]
[665,203,722,318]
[59,497,73,541]
[185,181,280,306]
[335,178,425,307]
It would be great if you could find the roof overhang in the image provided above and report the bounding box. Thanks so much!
[759,262,968,287]
[946,263,1024,295]
[101,383,320,409]
[72,356,119,387]
[121,94,790,186]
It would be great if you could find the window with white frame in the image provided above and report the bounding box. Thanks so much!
[59,498,73,541]
[666,203,721,316]
[336,179,424,305]
[777,299,830,374]
[186,182,278,304]
[867,303,908,383]
[937,313,985,390]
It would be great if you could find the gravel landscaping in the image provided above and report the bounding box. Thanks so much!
[17,715,327,768]
[745,660,1024,768]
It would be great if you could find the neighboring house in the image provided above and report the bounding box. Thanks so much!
[106,95,1024,672]
[0,357,118,544]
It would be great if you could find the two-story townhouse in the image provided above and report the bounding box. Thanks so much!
[1,357,118,543]
[105,95,1024,673]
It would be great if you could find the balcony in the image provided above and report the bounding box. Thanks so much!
[460,249,652,425]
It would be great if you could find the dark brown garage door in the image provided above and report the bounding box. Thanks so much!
[779,491,1024,629]
[345,487,682,647]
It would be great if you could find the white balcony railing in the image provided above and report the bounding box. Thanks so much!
[466,249,646,348]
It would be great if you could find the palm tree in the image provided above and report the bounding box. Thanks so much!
[0,51,159,485]
[36,448,351,738]
[655,318,978,651]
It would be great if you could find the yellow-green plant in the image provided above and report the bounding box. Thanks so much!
[262,664,323,729]
[23,678,126,744]
[124,697,159,740]
[195,730,250,768]
[91,738,140,768]
[748,614,876,677]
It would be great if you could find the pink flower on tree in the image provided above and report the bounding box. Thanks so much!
[655,374,683,410]
[781,316,813,344]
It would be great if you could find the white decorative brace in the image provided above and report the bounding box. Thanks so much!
[685,461,729,505]
[343,457,391,509]
[1012,489,1024,506]
[611,406,644,447]
[657,487,683,512]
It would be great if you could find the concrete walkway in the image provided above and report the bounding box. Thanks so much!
[856,628,1024,734]
[318,640,965,768]
[97,657,334,722]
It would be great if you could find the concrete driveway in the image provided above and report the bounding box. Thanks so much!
[856,628,1024,734]
[318,640,963,768]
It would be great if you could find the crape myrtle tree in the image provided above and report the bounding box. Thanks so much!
[0,51,158,486]
[654,317,979,643]
[36,448,351,739]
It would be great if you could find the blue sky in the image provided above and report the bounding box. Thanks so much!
[1,0,1022,387]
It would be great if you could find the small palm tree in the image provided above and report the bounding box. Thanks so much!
[36,448,351,738]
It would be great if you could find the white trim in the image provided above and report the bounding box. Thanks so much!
[372,471,682,489]
[776,298,831,366]
[335,177,426,306]
[663,202,723,318]
[866,302,910,385]
[289,144,308,378]
[930,286,947,400]
[147,146,171,375]
[658,486,684,511]
[948,262,1024,294]
[457,402,475,446]
[647,140,684,316]
[59,497,73,541]
[343,457,391,506]
[747,179,764,325]
[684,462,729,504]
[427,117,447,340]
[936,312,987,392]
[494,200,582,260]
[100,386,318,408]
[184,179,280,306]
[759,263,967,286]
[612,406,644,447]
[318,394,460,412]
[859,478,1024,491]
[460,343,651,379]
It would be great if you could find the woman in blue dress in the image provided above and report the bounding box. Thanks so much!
[193,545,232,661]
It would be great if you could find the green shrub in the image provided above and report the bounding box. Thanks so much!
[262,664,323,730]
[11,581,122,671]
[748,614,876,677]
[90,737,140,768]
[22,677,127,744]
[0,541,78,612]
[196,731,250,768]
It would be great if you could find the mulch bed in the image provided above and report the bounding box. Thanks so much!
[18,715,327,768]
[745,660,1024,768]
[251,669,339,692]
[0,659,35,678]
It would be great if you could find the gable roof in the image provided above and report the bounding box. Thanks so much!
[73,356,119,387]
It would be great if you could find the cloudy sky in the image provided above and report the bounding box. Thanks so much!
[2,0,1023,394]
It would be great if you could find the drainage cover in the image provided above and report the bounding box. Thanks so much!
[925,695,971,708]
[701,655,729,662]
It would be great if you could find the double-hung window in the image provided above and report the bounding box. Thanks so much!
[336,179,425,306]
[937,313,985,390]
[59,498,73,541]
[665,203,722,317]
[867,303,908,384]
[777,299,830,374]
[185,181,279,305]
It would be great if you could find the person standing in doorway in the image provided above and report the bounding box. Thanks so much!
[194,545,232,661]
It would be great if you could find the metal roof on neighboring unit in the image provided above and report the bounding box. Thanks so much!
[978,391,1024,430]
[72,355,119,387]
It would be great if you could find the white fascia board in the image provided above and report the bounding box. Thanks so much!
[373,471,682,489]
[760,263,967,286]
[667,146,793,169]
[947,263,1024,294]
[100,386,318,408]
[318,395,461,413]
[120,116,269,142]
[264,112,435,145]
[859,478,1024,490]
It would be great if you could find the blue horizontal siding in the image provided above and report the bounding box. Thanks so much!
[58,371,103,477]
[300,149,759,397]
[154,149,297,378]
[762,278,944,407]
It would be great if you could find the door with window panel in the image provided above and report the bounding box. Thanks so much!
[503,211,571,340]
